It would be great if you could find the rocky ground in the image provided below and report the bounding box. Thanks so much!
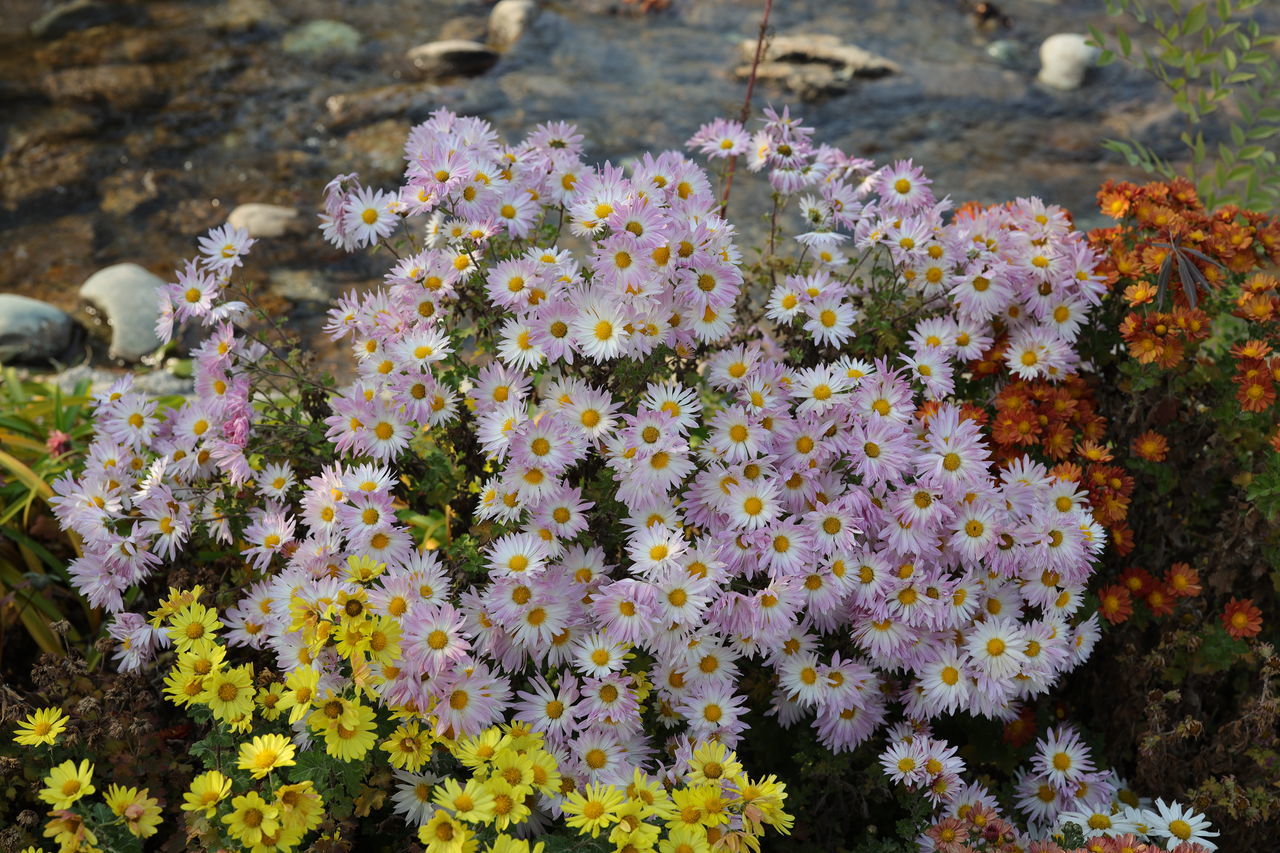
[2,0,1266,382]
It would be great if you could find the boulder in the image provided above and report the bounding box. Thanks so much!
[226,203,301,238]
[406,40,499,80]
[733,34,898,100]
[488,0,539,50]
[79,263,164,362]
[325,83,440,130]
[0,295,74,364]
[281,20,361,58]
[739,34,899,77]
[1038,33,1099,90]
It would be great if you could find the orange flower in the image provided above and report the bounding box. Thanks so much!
[1145,584,1176,617]
[1131,430,1169,462]
[1097,585,1133,625]
[1002,706,1038,748]
[1077,441,1113,463]
[1118,566,1155,598]
[1231,339,1272,361]
[1236,375,1276,412]
[1166,563,1201,598]
[1123,281,1158,307]
[1222,598,1263,639]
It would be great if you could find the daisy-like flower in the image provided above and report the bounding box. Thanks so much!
[1031,726,1096,795]
[965,617,1027,680]
[572,298,630,362]
[343,186,398,248]
[39,759,96,810]
[197,224,255,273]
[1222,597,1263,639]
[12,707,69,747]
[802,296,857,347]
[237,733,297,779]
[486,532,551,579]
[182,770,232,818]
[1144,798,1219,851]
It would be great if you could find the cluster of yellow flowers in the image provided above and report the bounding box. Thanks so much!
[12,708,162,852]
[409,725,792,853]
[11,580,791,853]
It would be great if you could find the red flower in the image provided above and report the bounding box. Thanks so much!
[1097,585,1133,625]
[1131,430,1169,462]
[1166,562,1201,598]
[1145,584,1176,617]
[1222,598,1263,639]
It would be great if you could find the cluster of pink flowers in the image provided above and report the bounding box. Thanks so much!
[696,111,1108,389]
[880,722,1219,850]
[53,109,1114,805]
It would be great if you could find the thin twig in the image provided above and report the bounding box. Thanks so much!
[719,0,774,216]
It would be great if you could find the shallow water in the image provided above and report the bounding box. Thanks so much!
[3,0,1269,372]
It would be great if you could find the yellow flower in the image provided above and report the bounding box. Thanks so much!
[484,777,532,830]
[528,749,562,797]
[199,663,255,722]
[256,682,286,720]
[686,742,743,786]
[609,798,660,850]
[237,733,297,779]
[275,780,325,836]
[453,728,504,771]
[561,782,625,838]
[731,774,793,836]
[104,784,162,838]
[345,554,386,583]
[658,825,710,853]
[13,707,69,747]
[42,811,97,851]
[625,768,671,818]
[176,638,226,678]
[381,720,433,771]
[163,667,207,708]
[222,790,281,848]
[38,759,95,810]
[278,665,320,725]
[418,811,474,853]
[485,835,545,853]
[491,750,535,789]
[148,585,204,629]
[433,777,496,824]
[181,770,231,817]
[165,601,222,651]
[315,701,378,761]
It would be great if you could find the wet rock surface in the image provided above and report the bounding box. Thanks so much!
[78,263,165,362]
[0,295,75,365]
[4,0,1277,376]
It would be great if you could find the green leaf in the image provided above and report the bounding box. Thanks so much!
[1119,27,1133,57]
[1184,3,1209,37]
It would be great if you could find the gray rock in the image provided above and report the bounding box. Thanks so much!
[0,295,73,364]
[734,34,898,100]
[986,39,1026,68]
[282,20,361,58]
[31,0,133,39]
[488,0,538,50]
[269,269,331,302]
[325,83,440,130]
[1038,33,1099,90]
[740,34,899,77]
[226,203,301,238]
[79,263,164,362]
[407,40,498,80]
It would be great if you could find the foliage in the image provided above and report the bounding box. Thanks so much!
[1089,0,1280,213]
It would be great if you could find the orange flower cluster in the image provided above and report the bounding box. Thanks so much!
[1097,563,1203,626]
[1117,309,1210,368]
[1090,181,1280,419]
[1092,179,1280,286]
